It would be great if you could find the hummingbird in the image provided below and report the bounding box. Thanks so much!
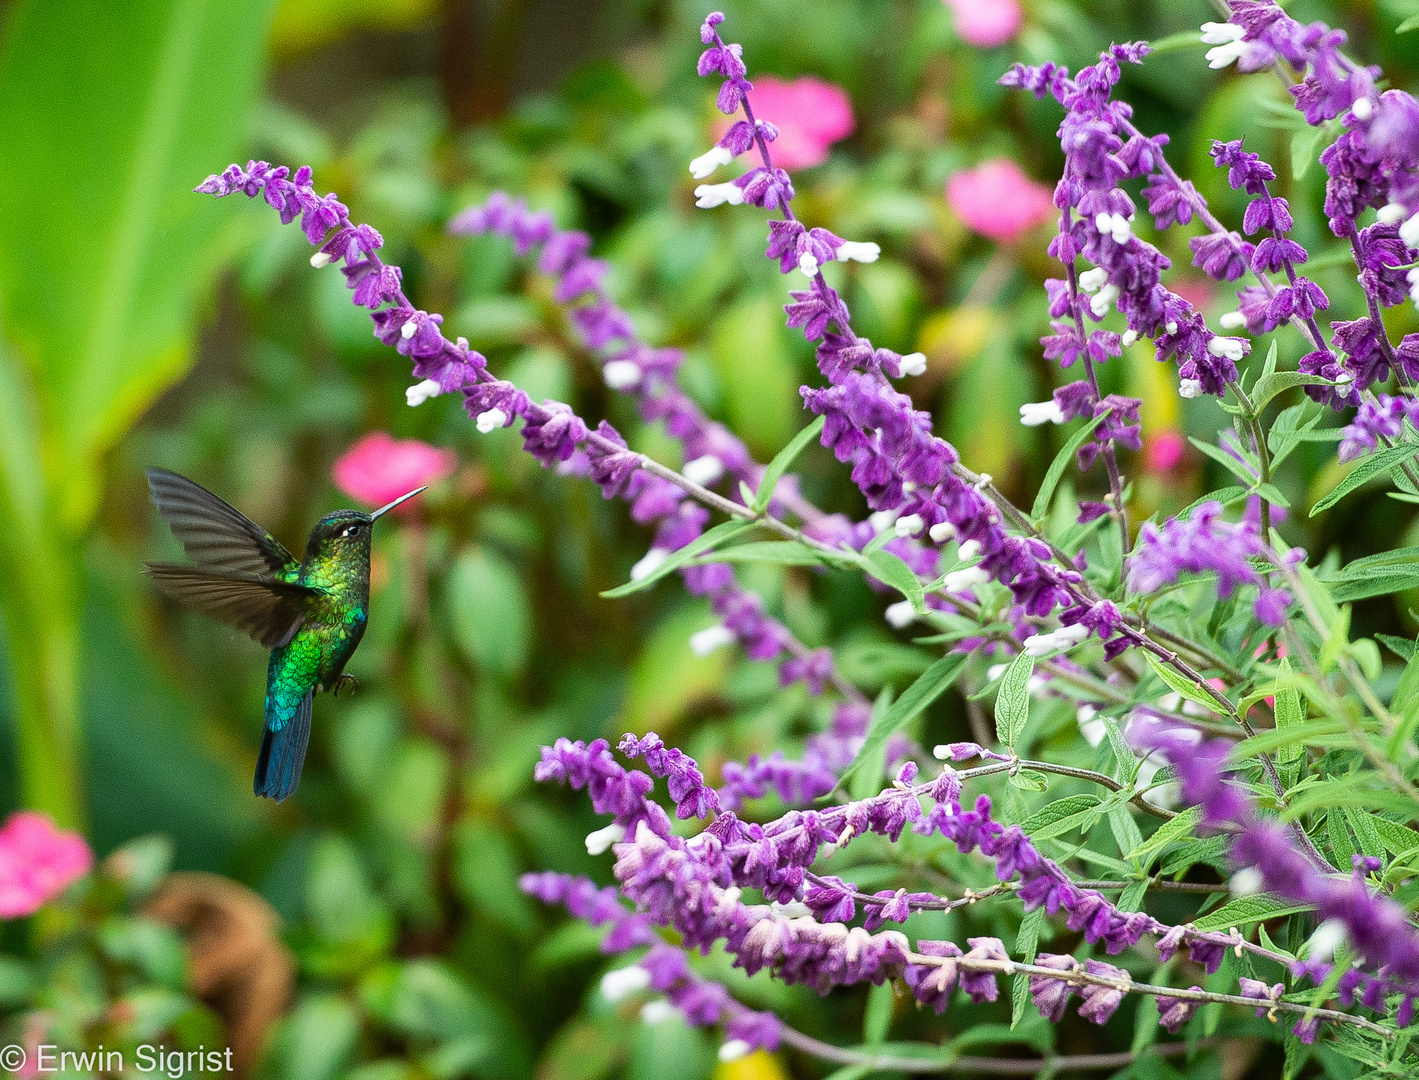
[143,468,426,802]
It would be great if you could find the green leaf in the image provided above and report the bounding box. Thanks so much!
[1376,632,1416,662]
[752,415,824,511]
[1127,805,1203,862]
[1020,794,1100,834]
[1291,125,1325,180]
[1188,437,1260,486]
[993,653,1034,749]
[862,548,925,609]
[688,539,847,568]
[1310,442,1419,515]
[837,653,968,788]
[1011,907,1045,1029]
[1345,807,1385,859]
[1028,803,1105,842]
[1102,715,1136,783]
[1144,653,1231,715]
[863,981,894,1045]
[447,546,531,678]
[1371,816,1419,855]
[1031,410,1109,522]
[601,519,755,597]
[710,295,802,456]
[1271,659,1305,764]
[1191,893,1314,932]
[1399,13,1419,31]
[1250,370,1333,412]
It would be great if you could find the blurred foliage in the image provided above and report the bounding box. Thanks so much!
[4,0,1419,1077]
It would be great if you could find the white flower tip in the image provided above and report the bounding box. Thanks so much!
[640,1000,677,1025]
[718,1040,752,1064]
[476,407,509,433]
[1400,212,1419,250]
[1218,311,1247,330]
[603,359,642,390]
[1208,335,1246,361]
[836,240,881,264]
[1205,40,1246,68]
[310,251,332,268]
[1178,378,1202,400]
[694,182,744,208]
[682,454,725,486]
[1165,320,1179,336]
[585,822,627,856]
[1200,21,1244,44]
[1019,400,1066,427]
[1089,283,1119,318]
[1077,705,1105,747]
[894,514,925,539]
[942,565,991,592]
[689,624,735,656]
[897,352,927,377]
[1121,329,1139,347]
[1352,97,1373,121]
[630,547,670,582]
[928,521,956,544]
[957,538,982,561]
[869,509,899,533]
[406,379,442,407]
[798,251,820,278]
[1378,202,1409,225]
[689,145,735,179]
[400,319,418,340]
[1078,266,1108,293]
[1307,919,1348,961]
[1230,866,1264,896]
[600,963,651,1001]
[885,600,917,629]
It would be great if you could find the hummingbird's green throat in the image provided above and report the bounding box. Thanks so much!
[143,468,426,801]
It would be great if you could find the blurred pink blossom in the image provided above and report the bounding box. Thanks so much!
[945,159,1056,243]
[332,432,455,513]
[715,76,854,170]
[944,0,1023,48]
[1169,276,1216,311]
[1145,431,1187,473]
[0,812,91,919]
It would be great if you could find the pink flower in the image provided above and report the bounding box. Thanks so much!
[0,812,92,919]
[945,159,1055,243]
[715,76,854,170]
[1144,431,1187,473]
[332,432,456,513]
[944,0,1023,48]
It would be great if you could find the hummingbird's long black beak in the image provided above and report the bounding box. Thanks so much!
[370,486,428,520]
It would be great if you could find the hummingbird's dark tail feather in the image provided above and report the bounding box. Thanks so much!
[254,690,314,802]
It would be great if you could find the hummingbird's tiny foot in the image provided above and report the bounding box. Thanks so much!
[334,673,359,697]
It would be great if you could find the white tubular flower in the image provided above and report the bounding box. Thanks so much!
[894,514,925,538]
[406,379,442,407]
[1378,202,1409,225]
[1401,212,1419,251]
[602,359,642,390]
[1229,866,1264,896]
[1206,40,1248,69]
[310,250,332,268]
[1089,283,1120,318]
[1121,329,1139,347]
[957,538,982,561]
[1165,319,1179,335]
[798,251,820,278]
[835,240,881,263]
[897,351,927,377]
[682,454,724,486]
[885,600,917,629]
[986,662,1008,682]
[585,822,627,856]
[1208,336,1246,362]
[1408,267,1419,305]
[771,900,812,918]
[1200,21,1243,44]
[476,407,509,433]
[600,964,651,1001]
[1352,96,1373,121]
[1078,266,1108,293]
[689,144,735,179]
[943,566,991,592]
[1093,212,1132,244]
[1307,919,1349,962]
[1218,311,1247,330]
[640,1001,677,1025]
[694,182,745,208]
[1022,623,1089,657]
[718,1041,752,1063]
[1019,400,1066,427]
[630,547,669,581]
[1178,378,1203,399]
[690,624,736,656]
[869,509,899,532]
[1076,704,1105,748]
[928,521,956,544]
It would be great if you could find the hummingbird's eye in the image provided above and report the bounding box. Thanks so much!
[343,524,361,538]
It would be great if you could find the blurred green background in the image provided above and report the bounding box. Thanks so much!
[3,0,1419,1076]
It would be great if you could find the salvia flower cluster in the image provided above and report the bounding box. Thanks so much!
[198,0,1419,1069]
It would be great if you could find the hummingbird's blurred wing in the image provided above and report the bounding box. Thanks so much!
[146,468,299,577]
[143,564,318,648]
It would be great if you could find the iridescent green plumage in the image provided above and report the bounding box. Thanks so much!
[143,469,423,801]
